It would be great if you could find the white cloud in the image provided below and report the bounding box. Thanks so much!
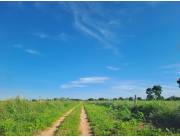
[70,3,120,55]
[33,32,69,41]
[61,76,109,89]
[106,66,119,71]
[161,84,180,97]
[25,49,41,55]
[13,44,23,48]
[57,33,69,41]
[162,64,180,69]
[161,64,180,74]
[33,32,48,39]
[110,80,180,98]
[112,80,147,91]
[146,1,161,7]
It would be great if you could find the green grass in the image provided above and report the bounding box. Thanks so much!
[84,103,115,135]
[0,98,77,135]
[85,101,180,135]
[56,103,81,136]
[0,98,180,136]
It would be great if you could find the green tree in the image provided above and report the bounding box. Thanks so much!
[146,85,163,100]
[129,97,133,101]
[152,85,163,99]
[88,98,94,101]
[118,97,124,100]
[177,78,180,88]
[113,98,118,100]
[146,88,154,100]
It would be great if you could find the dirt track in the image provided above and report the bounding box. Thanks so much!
[80,106,92,136]
[38,108,74,136]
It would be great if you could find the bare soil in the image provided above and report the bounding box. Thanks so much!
[80,106,92,136]
[38,108,74,136]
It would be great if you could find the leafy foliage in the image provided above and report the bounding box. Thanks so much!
[146,85,163,100]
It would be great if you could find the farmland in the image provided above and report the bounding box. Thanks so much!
[0,98,180,136]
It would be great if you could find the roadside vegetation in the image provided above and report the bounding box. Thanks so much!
[85,100,180,135]
[0,97,76,135]
[84,103,114,135]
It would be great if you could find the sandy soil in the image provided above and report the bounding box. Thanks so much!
[80,106,92,136]
[38,108,74,136]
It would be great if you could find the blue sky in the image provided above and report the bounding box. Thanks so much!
[0,1,180,99]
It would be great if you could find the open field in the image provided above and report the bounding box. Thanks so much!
[85,100,180,135]
[0,98,77,135]
[0,98,180,136]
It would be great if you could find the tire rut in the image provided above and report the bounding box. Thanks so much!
[80,106,92,136]
[38,108,75,136]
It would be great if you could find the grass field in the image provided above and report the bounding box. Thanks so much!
[85,100,180,135]
[0,98,180,136]
[0,98,77,135]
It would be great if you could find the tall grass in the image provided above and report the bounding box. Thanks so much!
[0,98,76,135]
[85,100,180,135]
[84,103,115,135]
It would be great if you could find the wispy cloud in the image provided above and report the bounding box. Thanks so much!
[162,64,180,69]
[146,1,161,7]
[31,2,138,55]
[111,80,147,91]
[106,66,119,71]
[69,3,121,55]
[25,49,41,55]
[13,44,23,48]
[33,32,69,41]
[33,32,48,39]
[61,76,109,89]
[12,44,41,56]
[161,64,180,74]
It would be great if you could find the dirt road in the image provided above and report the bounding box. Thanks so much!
[80,106,92,136]
[38,108,74,136]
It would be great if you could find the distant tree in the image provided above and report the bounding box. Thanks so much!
[146,88,154,100]
[88,98,94,101]
[113,98,118,100]
[152,85,163,99]
[146,85,163,100]
[137,97,142,100]
[166,96,180,101]
[71,99,81,101]
[53,98,59,101]
[177,78,180,88]
[118,97,124,100]
[32,99,37,102]
[98,98,105,101]
[129,97,133,101]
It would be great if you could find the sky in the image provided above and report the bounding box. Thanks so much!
[0,1,180,99]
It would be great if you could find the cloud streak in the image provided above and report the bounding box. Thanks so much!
[106,66,119,71]
[69,3,121,55]
[33,32,69,42]
[13,44,23,49]
[161,64,180,74]
[13,44,41,56]
[25,49,41,55]
[61,76,109,89]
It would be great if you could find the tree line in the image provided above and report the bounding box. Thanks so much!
[88,78,180,101]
